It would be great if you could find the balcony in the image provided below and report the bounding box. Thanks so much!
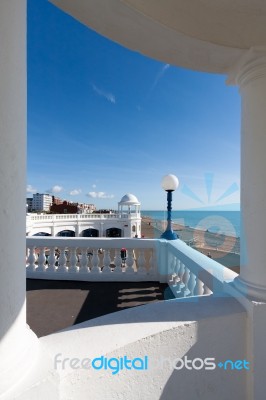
[24,236,247,399]
[26,236,237,290]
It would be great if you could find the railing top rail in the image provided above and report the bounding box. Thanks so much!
[26,236,157,249]
[27,213,141,222]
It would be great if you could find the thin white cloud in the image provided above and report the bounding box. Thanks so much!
[138,63,170,110]
[151,63,170,91]
[27,184,37,193]
[70,189,82,196]
[91,84,116,104]
[92,184,97,189]
[47,185,63,194]
[87,191,114,199]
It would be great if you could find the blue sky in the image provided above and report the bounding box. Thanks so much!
[27,0,241,211]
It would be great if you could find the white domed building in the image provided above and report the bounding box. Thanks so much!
[118,193,141,238]
[26,193,141,238]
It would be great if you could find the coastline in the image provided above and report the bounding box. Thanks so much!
[141,216,240,273]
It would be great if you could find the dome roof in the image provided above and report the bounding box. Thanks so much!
[119,193,140,205]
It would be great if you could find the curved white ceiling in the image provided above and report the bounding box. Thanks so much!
[50,0,266,73]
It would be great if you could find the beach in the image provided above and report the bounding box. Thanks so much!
[141,216,240,273]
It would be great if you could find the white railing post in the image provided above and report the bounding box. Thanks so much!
[181,265,190,297]
[91,248,100,274]
[187,270,197,297]
[47,247,56,272]
[79,248,89,273]
[27,246,37,272]
[102,250,111,274]
[57,247,67,272]
[36,247,47,272]
[114,249,122,273]
[176,262,185,294]
[69,247,78,273]
[125,249,135,274]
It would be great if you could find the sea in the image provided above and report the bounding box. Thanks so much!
[141,210,241,238]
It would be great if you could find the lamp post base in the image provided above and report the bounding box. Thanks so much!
[161,230,179,240]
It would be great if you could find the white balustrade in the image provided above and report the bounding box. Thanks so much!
[26,237,238,294]
[166,239,238,299]
[27,212,140,223]
[26,237,158,282]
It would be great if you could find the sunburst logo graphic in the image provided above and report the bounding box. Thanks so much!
[181,173,239,207]
[179,173,240,258]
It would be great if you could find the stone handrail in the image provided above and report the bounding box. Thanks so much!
[27,213,140,222]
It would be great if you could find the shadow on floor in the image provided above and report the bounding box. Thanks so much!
[26,279,169,337]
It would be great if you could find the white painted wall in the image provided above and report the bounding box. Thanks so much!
[41,296,246,400]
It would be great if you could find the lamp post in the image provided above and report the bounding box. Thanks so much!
[161,174,179,240]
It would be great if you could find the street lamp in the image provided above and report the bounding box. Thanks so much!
[161,174,179,240]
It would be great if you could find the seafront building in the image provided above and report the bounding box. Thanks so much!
[26,193,142,238]
[32,193,53,212]
[27,193,97,214]
[2,1,266,399]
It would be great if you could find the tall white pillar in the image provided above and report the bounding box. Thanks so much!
[0,1,39,396]
[228,47,266,301]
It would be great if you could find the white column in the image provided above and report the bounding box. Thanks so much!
[228,47,266,301]
[0,1,39,395]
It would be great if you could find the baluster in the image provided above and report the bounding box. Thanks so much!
[125,249,135,274]
[169,253,175,275]
[90,248,100,273]
[181,265,190,297]
[174,259,180,276]
[187,271,196,297]
[137,249,146,274]
[194,277,204,296]
[203,284,213,295]
[79,248,89,273]
[113,249,122,274]
[98,248,104,270]
[102,250,111,274]
[168,257,178,285]
[57,247,68,272]
[176,262,185,293]
[69,247,78,273]
[47,247,56,272]
[87,249,93,270]
[170,259,180,288]
[36,247,46,272]
[173,275,179,285]
[27,246,36,272]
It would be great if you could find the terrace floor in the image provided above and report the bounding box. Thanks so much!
[26,279,170,337]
